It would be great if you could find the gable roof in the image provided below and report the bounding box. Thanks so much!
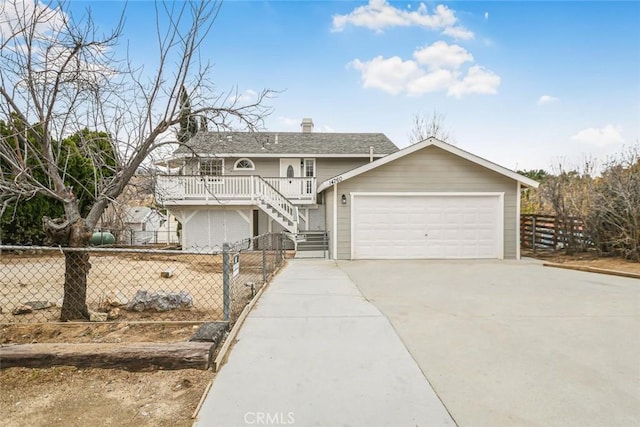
[123,206,163,224]
[171,131,399,157]
[317,137,540,192]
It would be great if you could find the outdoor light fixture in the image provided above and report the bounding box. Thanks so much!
[341,194,347,204]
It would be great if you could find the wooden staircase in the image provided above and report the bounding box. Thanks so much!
[254,177,299,234]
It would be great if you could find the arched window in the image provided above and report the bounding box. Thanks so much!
[286,165,294,178]
[234,158,255,171]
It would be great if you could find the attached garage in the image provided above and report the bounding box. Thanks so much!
[319,137,539,260]
[352,193,503,259]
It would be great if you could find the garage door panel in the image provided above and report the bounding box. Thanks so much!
[353,194,501,259]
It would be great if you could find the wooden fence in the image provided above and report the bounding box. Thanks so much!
[520,214,589,252]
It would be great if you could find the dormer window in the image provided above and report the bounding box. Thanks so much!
[234,158,255,171]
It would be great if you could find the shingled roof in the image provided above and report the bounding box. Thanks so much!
[172,131,399,157]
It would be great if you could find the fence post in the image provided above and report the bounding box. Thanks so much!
[532,216,537,253]
[222,243,230,321]
[262,238,267,283]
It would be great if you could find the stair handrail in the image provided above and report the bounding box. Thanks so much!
[253,176,299,232]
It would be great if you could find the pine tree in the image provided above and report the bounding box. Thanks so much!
[177,86,198,143]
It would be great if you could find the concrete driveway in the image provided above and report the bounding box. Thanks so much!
[337,259,640,427]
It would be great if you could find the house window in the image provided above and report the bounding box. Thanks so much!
[304,159,315,178]
[304,159,315,194]
[200,158,223,176]
[286,165,294,178]
[234,158,255,171]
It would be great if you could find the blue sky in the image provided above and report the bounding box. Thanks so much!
[72,1,639,171]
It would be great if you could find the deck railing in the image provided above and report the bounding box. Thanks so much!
[156,175,316,203]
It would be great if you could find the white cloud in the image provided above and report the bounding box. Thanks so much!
[349,41,500,98]
[406,69,454,95]
[442,25,475,40]
[349,56,423,95]
[332,1,473,39]
[447,66,501,98]
[0,0,66,38]
[570,125,624,147]
[537,95,559,105]
[413,41,473,70]
[484,12,489,20]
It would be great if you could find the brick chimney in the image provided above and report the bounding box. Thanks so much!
[300,118,314,133]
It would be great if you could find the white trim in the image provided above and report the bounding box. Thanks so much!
[350,192,355,260]
[318,137,539,192]
[516,181,521,260]
[332,184,338,260]
[298,209,308,224]
[233,158,255,171]
[160,153,389,164]
[350,191,505,197]
[350,192,505,260]
[497,192,505,260]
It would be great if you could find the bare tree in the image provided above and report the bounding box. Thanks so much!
[589,145,640,260]
[0,0,273,320]
[408,111,454,144]
[540,160,597,255]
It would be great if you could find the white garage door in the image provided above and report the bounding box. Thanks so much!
[352,194,503,259]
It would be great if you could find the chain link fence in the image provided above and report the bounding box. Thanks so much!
[0,233,287,324]
[225,232,287,321]
[111,229,181,246]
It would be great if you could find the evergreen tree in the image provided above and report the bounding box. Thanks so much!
[177,86,199,143]
[0,122,116,245]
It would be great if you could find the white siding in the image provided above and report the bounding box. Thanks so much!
[334,145,518,259]
[180,208,251,250]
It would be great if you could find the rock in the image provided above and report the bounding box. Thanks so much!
[24,301,55,310]
[160,268,174,278]
[107,307,120,320]
[102,291,129,307]
[125,290,193,312]
[89,310,108,322]
[189,322,227,344]
[12,305,33,315]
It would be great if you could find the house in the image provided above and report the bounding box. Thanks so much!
[155,118,539,259]
[155,118,398,250]
[121,206,167,245]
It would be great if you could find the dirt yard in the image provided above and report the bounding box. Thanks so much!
[0,252,225,323]
[524,250,640,274]
[1,366,215,427]
[0,322,216,427]
[2,252,633,426]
